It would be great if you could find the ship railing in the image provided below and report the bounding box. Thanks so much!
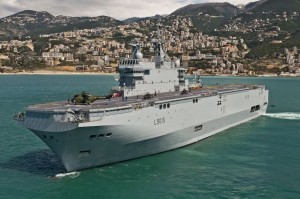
[104,107,132,116]
[218,88,247,95]
[78,106,133,122]
[111,86,136,91]
[132,102,147,110]
[240,84,264,90]
[210,90,218,95]
[119,59,140,66]
[250,85,265,90]
[124,86,136,90]
[14,109,81,124]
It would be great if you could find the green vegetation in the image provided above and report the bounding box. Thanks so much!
[246,43,282,59]
[188,60,213,69]
[33,41,49,55]
[246,30,300,59]
[191,16,227,32]
[237,0,300,22]
[253,0,300,14]
[276,19,300,33]
[171,3,240,18]
[0,11,124,39]
[3,55,46,69]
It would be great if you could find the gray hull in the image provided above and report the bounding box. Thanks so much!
[32,108,263,171]
[18,84,269,171]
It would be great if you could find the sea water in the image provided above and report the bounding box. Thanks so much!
[0,75,299,198]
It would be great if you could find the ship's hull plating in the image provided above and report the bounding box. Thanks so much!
[31,108,266,171]
[25,87,268,171]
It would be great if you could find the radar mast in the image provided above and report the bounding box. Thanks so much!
[152,19,166,68]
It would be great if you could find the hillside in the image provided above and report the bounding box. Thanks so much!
[0,10,124,40]
[1,1,300,74]
[123,17,141,24]
[8,10,54,21]
[170,3,241,18]
[237,0,300,21]
[123,15,165,25]
[2,0,300,63]
[243,0,268,12]
[251,0,300,13]
[169,3,242,32]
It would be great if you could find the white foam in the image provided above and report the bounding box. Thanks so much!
[263,112,300,120]
[50,171,80,179]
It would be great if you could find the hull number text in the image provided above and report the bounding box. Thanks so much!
[154,117,165,125]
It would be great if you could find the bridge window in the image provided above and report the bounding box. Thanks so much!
[106,133,112,137]
[89,135,97,140]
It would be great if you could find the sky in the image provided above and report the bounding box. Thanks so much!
[0,0,256,20]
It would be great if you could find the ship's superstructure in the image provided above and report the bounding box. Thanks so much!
[117,22,188,97]
[14,23,269,172]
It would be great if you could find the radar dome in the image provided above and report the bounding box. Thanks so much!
[175,59,180,67]
[136,51,143,60]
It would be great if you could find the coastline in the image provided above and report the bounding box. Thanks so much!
[1,70,299,78]
[0,70,117,75]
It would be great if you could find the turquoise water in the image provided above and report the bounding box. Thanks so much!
[0,75,300,199]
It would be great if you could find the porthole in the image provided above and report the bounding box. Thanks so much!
[106,133,112,137]
[159,104,162,109]
[167,103,170,108]
[195,125,203,131]
[163,104,167,109]
[89,135,97,140]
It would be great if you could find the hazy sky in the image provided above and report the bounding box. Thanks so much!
[0,0,255,19]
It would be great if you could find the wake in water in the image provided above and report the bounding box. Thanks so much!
[263,112,300,120]
[49,171,80,180]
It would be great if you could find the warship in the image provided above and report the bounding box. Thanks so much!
[14,23,269,171]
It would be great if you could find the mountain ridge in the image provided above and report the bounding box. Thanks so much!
[1,0,300,40]
[170,2,241,18]
[0,10,124,39]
